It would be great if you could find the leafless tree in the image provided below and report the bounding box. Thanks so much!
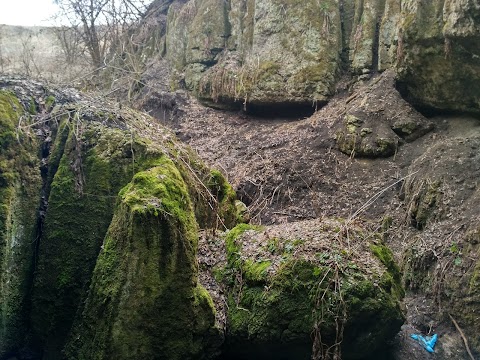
[53,0,150,69]
[53,25,83,64]
[20,33,41,76]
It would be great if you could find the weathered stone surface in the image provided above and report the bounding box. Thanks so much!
[156,0,480,114]
[349,0,386,73]
[336,112,399,157]
[65,163,220,360]
[396,0,480,113]
[378,0,401,71]
[165,0,343,109]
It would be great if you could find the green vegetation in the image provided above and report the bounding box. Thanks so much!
[0,87,240,359]
[370,241,405,298]
[220,223,404,357]
[64,160,218,360]
[29,124,141,356]
[0,91,42,357]
[206,169,237,229]
[225,223,261,264]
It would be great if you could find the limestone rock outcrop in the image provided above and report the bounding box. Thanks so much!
[165,0,343,110]
[147,0,479,114]
[397,0,480,113]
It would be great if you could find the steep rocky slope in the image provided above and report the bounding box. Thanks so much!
[0,77,409,360]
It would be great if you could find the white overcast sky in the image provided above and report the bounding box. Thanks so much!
[0,0,60,26]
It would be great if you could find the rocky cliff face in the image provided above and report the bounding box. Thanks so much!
[150,0,479,114]
[397,0,480,114]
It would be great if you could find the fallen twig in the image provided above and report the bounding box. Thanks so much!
[448,313,475,360]
[272,211,312,219]
[348,170,419,223]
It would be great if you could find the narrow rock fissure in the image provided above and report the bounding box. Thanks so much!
[22,122,66,357]
[372,0,386,73]
[371,21,380,72]
[33,131,52,266]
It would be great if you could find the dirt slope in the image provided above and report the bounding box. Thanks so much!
[141,70,480,359]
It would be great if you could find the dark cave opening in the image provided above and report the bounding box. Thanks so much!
[395,80,480,119]
[244,101,320,119]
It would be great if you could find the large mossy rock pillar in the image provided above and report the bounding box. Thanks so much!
[65,160,218,360]
[0,91,41,357]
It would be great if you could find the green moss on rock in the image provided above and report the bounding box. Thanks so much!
[370,241,405,299]
[0,79,242,359]
[64,162,218,360]
[220,221,404,358]
[0,91,41,358]
[206,169,237,229]
[29,123,159,357]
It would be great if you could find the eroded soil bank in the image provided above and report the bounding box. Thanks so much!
[141,71,480,359]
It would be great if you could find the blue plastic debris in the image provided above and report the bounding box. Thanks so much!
[410,333,438,353]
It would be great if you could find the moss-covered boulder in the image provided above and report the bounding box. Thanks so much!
[0,78,238,359]
[209,220,404,359]
[64,161,220,359]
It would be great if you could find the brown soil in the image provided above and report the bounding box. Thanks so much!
[155,71,431,225]
[142,70,480,359]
